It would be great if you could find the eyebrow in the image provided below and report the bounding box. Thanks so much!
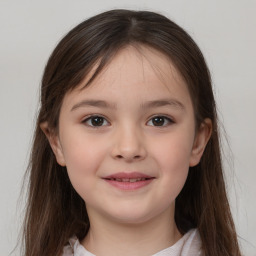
[71,99,185,111]
[140,99,185,110]
[71,100,116,111]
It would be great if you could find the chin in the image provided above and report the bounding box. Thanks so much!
[105,207,163,225]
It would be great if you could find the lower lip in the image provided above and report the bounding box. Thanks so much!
[103,179,154,190]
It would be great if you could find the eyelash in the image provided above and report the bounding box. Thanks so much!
[82,115,175,128]
[147,115,174,127]
[82,115,110,128]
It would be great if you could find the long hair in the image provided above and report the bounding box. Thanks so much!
[23,9,241,256]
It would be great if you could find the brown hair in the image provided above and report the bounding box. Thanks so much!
[22,9,241,256]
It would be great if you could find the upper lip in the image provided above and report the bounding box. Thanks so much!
[103,172,155,179]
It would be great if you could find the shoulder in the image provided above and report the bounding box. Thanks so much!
[153,229,203,256]
[62,237,76,256]
[61,236,95,256]
[181,229,203,255]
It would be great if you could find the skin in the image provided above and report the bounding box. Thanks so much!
[42,46,212,256]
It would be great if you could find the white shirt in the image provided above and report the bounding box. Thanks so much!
[62,229,202,256]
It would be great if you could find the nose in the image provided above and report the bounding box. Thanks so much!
[111,125,147,162]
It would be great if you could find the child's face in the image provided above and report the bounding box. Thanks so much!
[48,46,210,224]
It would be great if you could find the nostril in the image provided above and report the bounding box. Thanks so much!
[115,154,141,160]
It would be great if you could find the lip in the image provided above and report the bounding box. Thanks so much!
[103,172,153,179]
[102,172,155,190]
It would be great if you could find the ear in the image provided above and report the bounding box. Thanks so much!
[189,118,212,167]
[40,122,66,166]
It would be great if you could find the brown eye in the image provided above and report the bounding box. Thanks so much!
[83,116,109,127]
[147,116,173,127]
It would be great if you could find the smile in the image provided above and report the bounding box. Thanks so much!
[106,177,152,182]
[102,172,155,190]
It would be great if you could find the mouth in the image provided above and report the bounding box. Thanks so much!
[102,172,155,190]
[104,177,154,182]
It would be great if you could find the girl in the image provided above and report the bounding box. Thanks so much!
[22,9,242,256]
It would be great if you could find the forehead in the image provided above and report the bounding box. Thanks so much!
[62,45,191,107]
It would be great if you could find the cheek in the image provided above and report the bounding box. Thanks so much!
[151,131,194,169]
[149,132,193,198]
[62,130,108,167]
[60,133,108,196]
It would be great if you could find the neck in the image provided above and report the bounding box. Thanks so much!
[82,206,182,256]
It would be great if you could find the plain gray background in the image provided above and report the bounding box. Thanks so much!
[0,0,255,255]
